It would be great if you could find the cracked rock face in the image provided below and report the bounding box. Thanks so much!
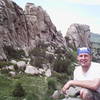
[0,0,66,60]
[0,0,92,61]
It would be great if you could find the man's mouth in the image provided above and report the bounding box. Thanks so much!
[80,60,87,64]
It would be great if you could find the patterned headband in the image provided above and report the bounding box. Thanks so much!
[77,47,91,55]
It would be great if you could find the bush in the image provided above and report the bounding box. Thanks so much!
[3,45,25,60]
[30,57,43,68]
[29,42,47,68]
[0,61,14,68]
[52,47,77,77]
[53,55,71,73]
[46,54,54,63]
[53,71,69,84]
[29,47,46,57]
[46,78,57,96]
[12,82,26,97]
[47,78,57,90]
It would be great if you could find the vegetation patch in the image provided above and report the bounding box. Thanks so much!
[3,45,25,60]
[0,72,69,100]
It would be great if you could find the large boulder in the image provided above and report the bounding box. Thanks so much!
[25,65,39,75]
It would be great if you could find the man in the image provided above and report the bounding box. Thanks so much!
[62,47,100,100]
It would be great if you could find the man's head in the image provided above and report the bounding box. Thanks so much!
[77,47,92,69]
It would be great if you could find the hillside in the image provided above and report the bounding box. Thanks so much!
[90,33,100,62]
[90,33,100,43]
[0,74,63,100]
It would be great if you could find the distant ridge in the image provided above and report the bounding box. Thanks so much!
[90,33,100,43]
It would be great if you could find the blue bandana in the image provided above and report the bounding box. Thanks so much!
[77,47,91,55]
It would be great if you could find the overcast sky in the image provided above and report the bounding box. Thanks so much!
[12,0,100,36]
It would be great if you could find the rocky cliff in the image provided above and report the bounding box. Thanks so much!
[0,0,66,60]
[65,23,91,49]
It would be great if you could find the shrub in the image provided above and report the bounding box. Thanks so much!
[12,82,26,97]
[29,41,47,58]
[52,47,77,77]
[29,47,46,59]
[55,47,66,54]
[52,71,69,84]
[47,78,57,90]
[3,45,25,60]
[0,61,14,75]
[53,55,71,73]
[0,69,10,74]
[46,54,54,63]
[29,43,47,68]
[34,57,43,68]
[0,61,14,68]
[47,78,57,96]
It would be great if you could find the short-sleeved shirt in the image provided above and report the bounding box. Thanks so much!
[74,62,100,93]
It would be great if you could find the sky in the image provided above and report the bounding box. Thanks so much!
[12,0,100,37]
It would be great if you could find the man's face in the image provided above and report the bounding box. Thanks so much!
[77,53,92,67]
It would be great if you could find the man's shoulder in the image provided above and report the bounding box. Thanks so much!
[74,65,81,72]
[91,62,100,72]
[91,62,100,68]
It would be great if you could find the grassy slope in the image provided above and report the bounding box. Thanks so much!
[0,73,65,100]
[0,74,48,100]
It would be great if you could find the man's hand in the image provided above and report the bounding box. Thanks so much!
[61,80,73,94]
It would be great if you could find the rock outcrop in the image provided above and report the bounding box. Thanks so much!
[0,0,66,60]
[65,23,91,49]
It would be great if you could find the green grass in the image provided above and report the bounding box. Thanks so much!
[0,73,62,100]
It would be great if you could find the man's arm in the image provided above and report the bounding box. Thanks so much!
[62,78,100,93]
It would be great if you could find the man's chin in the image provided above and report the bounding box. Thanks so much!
[80,63,87,67]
